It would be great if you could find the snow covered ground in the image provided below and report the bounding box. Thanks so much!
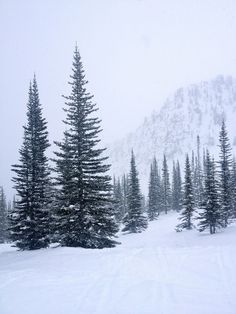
[1,212,236,314]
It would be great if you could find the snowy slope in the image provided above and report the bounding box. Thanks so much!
[1,212,236,314]
[108,75,236,185]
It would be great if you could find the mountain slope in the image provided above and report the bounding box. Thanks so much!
[108,75,236,184]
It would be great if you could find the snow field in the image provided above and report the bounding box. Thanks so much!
[1,212,236,314]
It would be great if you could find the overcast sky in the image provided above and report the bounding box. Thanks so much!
[1,0,236,198]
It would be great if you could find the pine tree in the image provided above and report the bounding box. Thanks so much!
[197,151,222,234]
[122,151,148,233]
[148,157,160,220]
[0,187,7,243]
[113,177,124,223]
[162,154,171,214]
[203,148,206,176]
[176,154,195,231]
[53,46,118,248]
[9,76,51,250]
[231,158,236,218]
[194,135,204,208]
[218,120,233,227]
[191,150,195,179]
[122,174,129,216]
[172,160,182,212]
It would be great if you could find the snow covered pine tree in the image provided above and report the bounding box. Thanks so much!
[122,151,148,233]
[9,76,51,250]
[176,154,195,231]
[197,151,223,234]
[53,46,118,248]
[218,120,233,227]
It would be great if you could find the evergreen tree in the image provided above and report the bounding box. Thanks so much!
[122,151,148,233]
[0,187,7,243]
[113,177,124,223]
[218,120,233,227]
[194,135,204,208]
[162,154,171,214]
[172,160,182,212]
[53,46,118,248]
[122,174,129,216]
[197,151,222,234]
[203,148,206,175]
[148,157,160,220]
[9,77,51,250]
[191,150,195,179]
[176,154,195,231]
[231,158,236,218]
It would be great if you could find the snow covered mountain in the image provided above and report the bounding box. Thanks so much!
[108,75,236,187]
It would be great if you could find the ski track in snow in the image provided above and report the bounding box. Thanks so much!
[1,212,236,314]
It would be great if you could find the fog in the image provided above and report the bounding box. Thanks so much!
[1,0,236,198]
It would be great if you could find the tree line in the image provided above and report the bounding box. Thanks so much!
[113,122,236,235]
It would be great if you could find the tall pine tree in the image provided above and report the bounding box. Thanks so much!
[53,46,118,248]
[197,151,222,234]
[9,77,51,250]
[176,154,195,231]
[218,120,233,227]
[122,151,148,233]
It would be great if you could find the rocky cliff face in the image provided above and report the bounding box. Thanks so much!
[108,75,236,188]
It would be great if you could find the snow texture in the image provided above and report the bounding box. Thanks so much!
[1,212,236,314]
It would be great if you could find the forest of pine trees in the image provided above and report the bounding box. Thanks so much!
[1,46,236,250]
[113,121,236,235]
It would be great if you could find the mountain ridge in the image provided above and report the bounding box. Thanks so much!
[108,75,236,189]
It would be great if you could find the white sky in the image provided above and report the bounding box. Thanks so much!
[1,0,236,198]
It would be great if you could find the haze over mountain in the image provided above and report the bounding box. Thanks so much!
[108,75,236,188]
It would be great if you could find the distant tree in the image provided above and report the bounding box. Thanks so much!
[218,120,233,227]
[191,150,195,180]
[122,151,148,233]
[53,46,118,248]
[203,148,207,176]
[162,154,171,214]
[194,135,204,208]
[176,154,195,231]
[172,160,182,212]
[122,174,129,216]
[0,187,7,243]
[148,157,160,220]
[197,151,222,234]
[113,177,125,223]
[9,76,51,250]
